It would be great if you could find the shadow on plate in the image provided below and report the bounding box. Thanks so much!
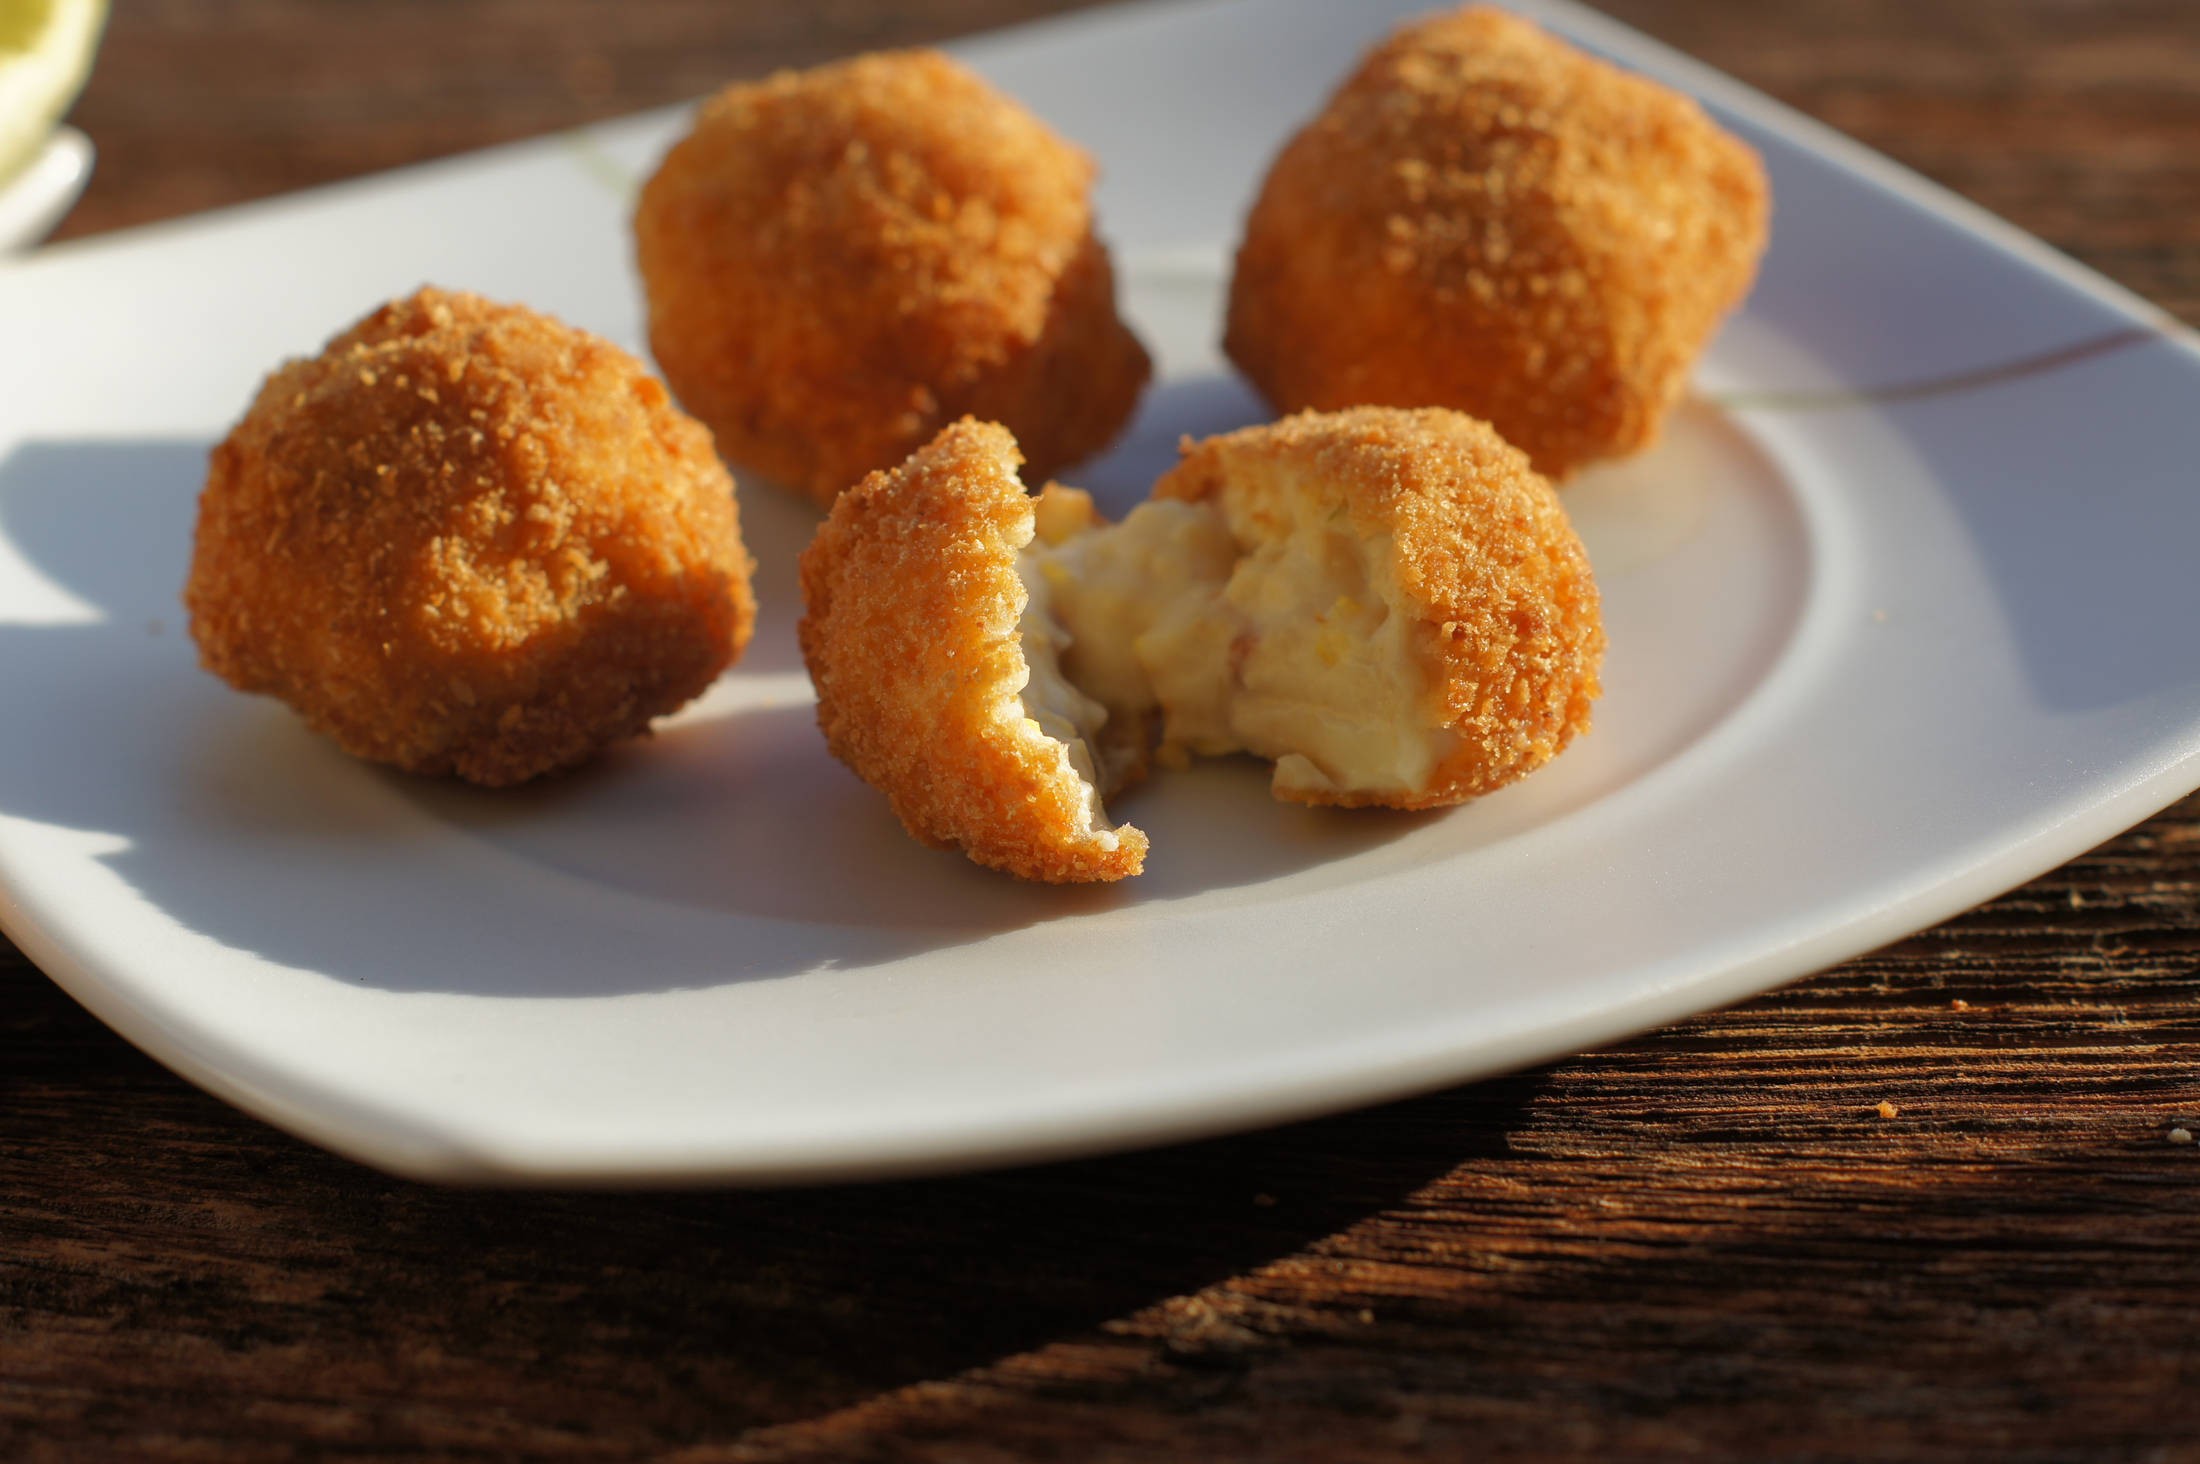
[720,367,1272,584]
[402,700,1419,930]
[1072,369,1271,514]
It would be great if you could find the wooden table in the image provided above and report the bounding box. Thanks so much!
[10,2,2199,1457]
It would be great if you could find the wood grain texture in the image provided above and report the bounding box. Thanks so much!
[9,2,2200,1460]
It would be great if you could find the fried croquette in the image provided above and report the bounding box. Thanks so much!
[1225,6,1770,480]
[185,288,757,787]
[797,418,1149,883]
[798,408,1601,881]
[635,49,1151,507]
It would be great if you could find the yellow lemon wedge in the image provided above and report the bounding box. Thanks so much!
[0,0,106,186]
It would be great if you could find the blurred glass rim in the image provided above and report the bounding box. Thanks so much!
[0,123,92,250]
[0,0,109,231]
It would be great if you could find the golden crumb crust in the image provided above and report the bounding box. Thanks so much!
[1155,406,1602,807]
[184,288,756,786]
[1224,5,1769,480]
[636,49,1151,506]
[797,418,1147,882]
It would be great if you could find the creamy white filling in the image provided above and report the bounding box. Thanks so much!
[1037,498,1238,750]
[1016,481,1456,800]
[1010,552,1118,848]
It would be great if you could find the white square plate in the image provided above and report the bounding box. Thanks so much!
[2,0,2196,1183]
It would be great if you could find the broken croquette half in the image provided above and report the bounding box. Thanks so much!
[796,417,1148,884]
[1149,406,1604,808]
[184,287,757,787]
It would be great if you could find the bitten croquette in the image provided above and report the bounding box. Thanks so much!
[797,408,1602,882]
[1225,5,1769,479]
[635,50,1151,507]
[184,288,756,786]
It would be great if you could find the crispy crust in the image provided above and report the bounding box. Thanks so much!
[636,49,1151,507]
[1224,6,1769,480]
[184,288,756,786]
[797,419,1147,882]
[1153,406,1603,808]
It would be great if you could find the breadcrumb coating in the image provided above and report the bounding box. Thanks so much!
[1153,407,1603,806]
[636,49,1151,506]
[1225,5,1769,479]
[185,288,756,787]
[797,418,1147,883]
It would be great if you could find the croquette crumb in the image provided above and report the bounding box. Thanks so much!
[1875,1100,1899,1119]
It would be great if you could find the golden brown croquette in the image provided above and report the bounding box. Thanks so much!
[1225,6,1769,480]
[797,418,1149,883]
[636,50,1151,507]
[185,288,756,787]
